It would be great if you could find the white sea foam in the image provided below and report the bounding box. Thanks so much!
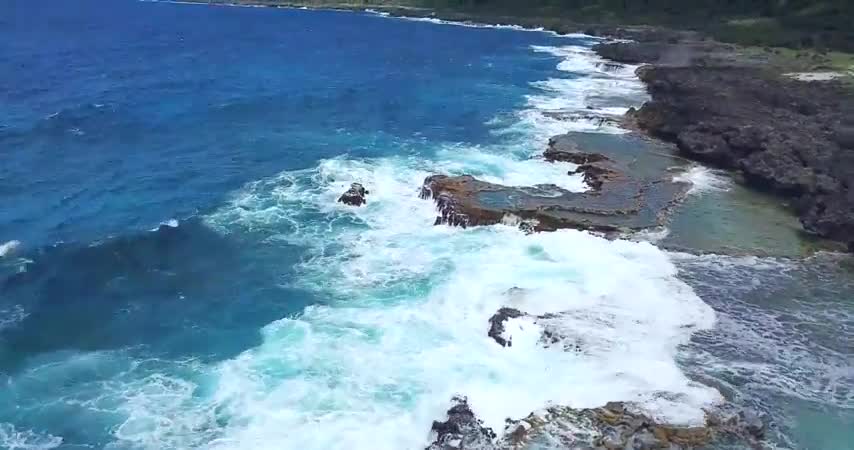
[113,373,209,449]
[392,15,548,34]
[197,159,720,450]
[0,423,62,450]
[364,8,390,17]
[377,13,600,39]
[509,45,648,137]
[111,31,722,450]
[0,240,21,258]
[672,253,854,411]
[673,166,732,195]
[0,305,28,330]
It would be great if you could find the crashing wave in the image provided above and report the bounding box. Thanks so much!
[0,240,21,258]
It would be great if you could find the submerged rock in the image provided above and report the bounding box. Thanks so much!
[426,397,497,450]
[338,182,369,206]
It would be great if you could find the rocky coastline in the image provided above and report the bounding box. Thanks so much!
[189,1,847,446]
[426,397,766,450]
[206,0,854,249]
[418,136,690,235]
[593,39,854,250]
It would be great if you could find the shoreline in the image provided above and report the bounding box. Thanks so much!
[160,0,854,253]
[168,0,688,41]
[5,4,852,449]
[339,1,854,252]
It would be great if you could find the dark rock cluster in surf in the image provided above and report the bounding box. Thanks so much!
[426,397,497,450]
[338,182,370,206]
[486,307,580,352]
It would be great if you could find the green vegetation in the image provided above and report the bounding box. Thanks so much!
[741,46,854,71]
[431,1,854,52]
[201,0,853,53]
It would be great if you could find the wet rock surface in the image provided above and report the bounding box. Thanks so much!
[487,307,525,348]
[503,402,768,449]
[541,111,621,130]
[486,307,579,351]
[631,65,854,248]
[594,35,854,249]
[543,137,612,165]
[427,397,497,450]
[419,136,689,234]
[338,182,369,206]
[427,398,767,450]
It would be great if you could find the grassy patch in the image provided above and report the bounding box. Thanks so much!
[741,46,854,73]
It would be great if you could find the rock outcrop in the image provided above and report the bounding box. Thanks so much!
[338,182,369,206]
[426,398,767,450]
[542,137,612,165]
[487,307,525,348]
[503,401,767,449]
[593,41,739,67]
[419,138,689,234]
[593,34,854,249]
[630,65,854,248]
[487,307,580,352]
[426,397,497,450]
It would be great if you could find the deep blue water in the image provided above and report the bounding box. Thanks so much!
[1,0,562,247]
[2,2,852,449]
[0,1,578,447]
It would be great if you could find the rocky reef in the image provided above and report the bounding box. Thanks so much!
[427,397,497,450]
[338,182,369,206]
[426,398,766,450]
[419,136,689,234]
[595,39,854,250]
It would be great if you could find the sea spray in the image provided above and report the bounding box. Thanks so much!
[192,41,722,449]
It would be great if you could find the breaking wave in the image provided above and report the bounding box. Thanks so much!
[175,37,722,450]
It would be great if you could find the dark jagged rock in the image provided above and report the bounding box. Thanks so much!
[487,308,525,347]
[630,64,854,248]
[487,306,581,352]
[544,136,612,165]
[572,162,621,191]
[419,163,688,234]
[426,397,497,450]
[338,182,369,206]
[541,111,619,129]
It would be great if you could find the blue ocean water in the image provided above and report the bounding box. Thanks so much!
[0,1,597,447]
[2,1,852,449]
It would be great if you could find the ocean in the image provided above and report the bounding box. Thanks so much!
[0,1,851,449]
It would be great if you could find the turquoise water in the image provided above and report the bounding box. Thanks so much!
[1,1,852,449]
